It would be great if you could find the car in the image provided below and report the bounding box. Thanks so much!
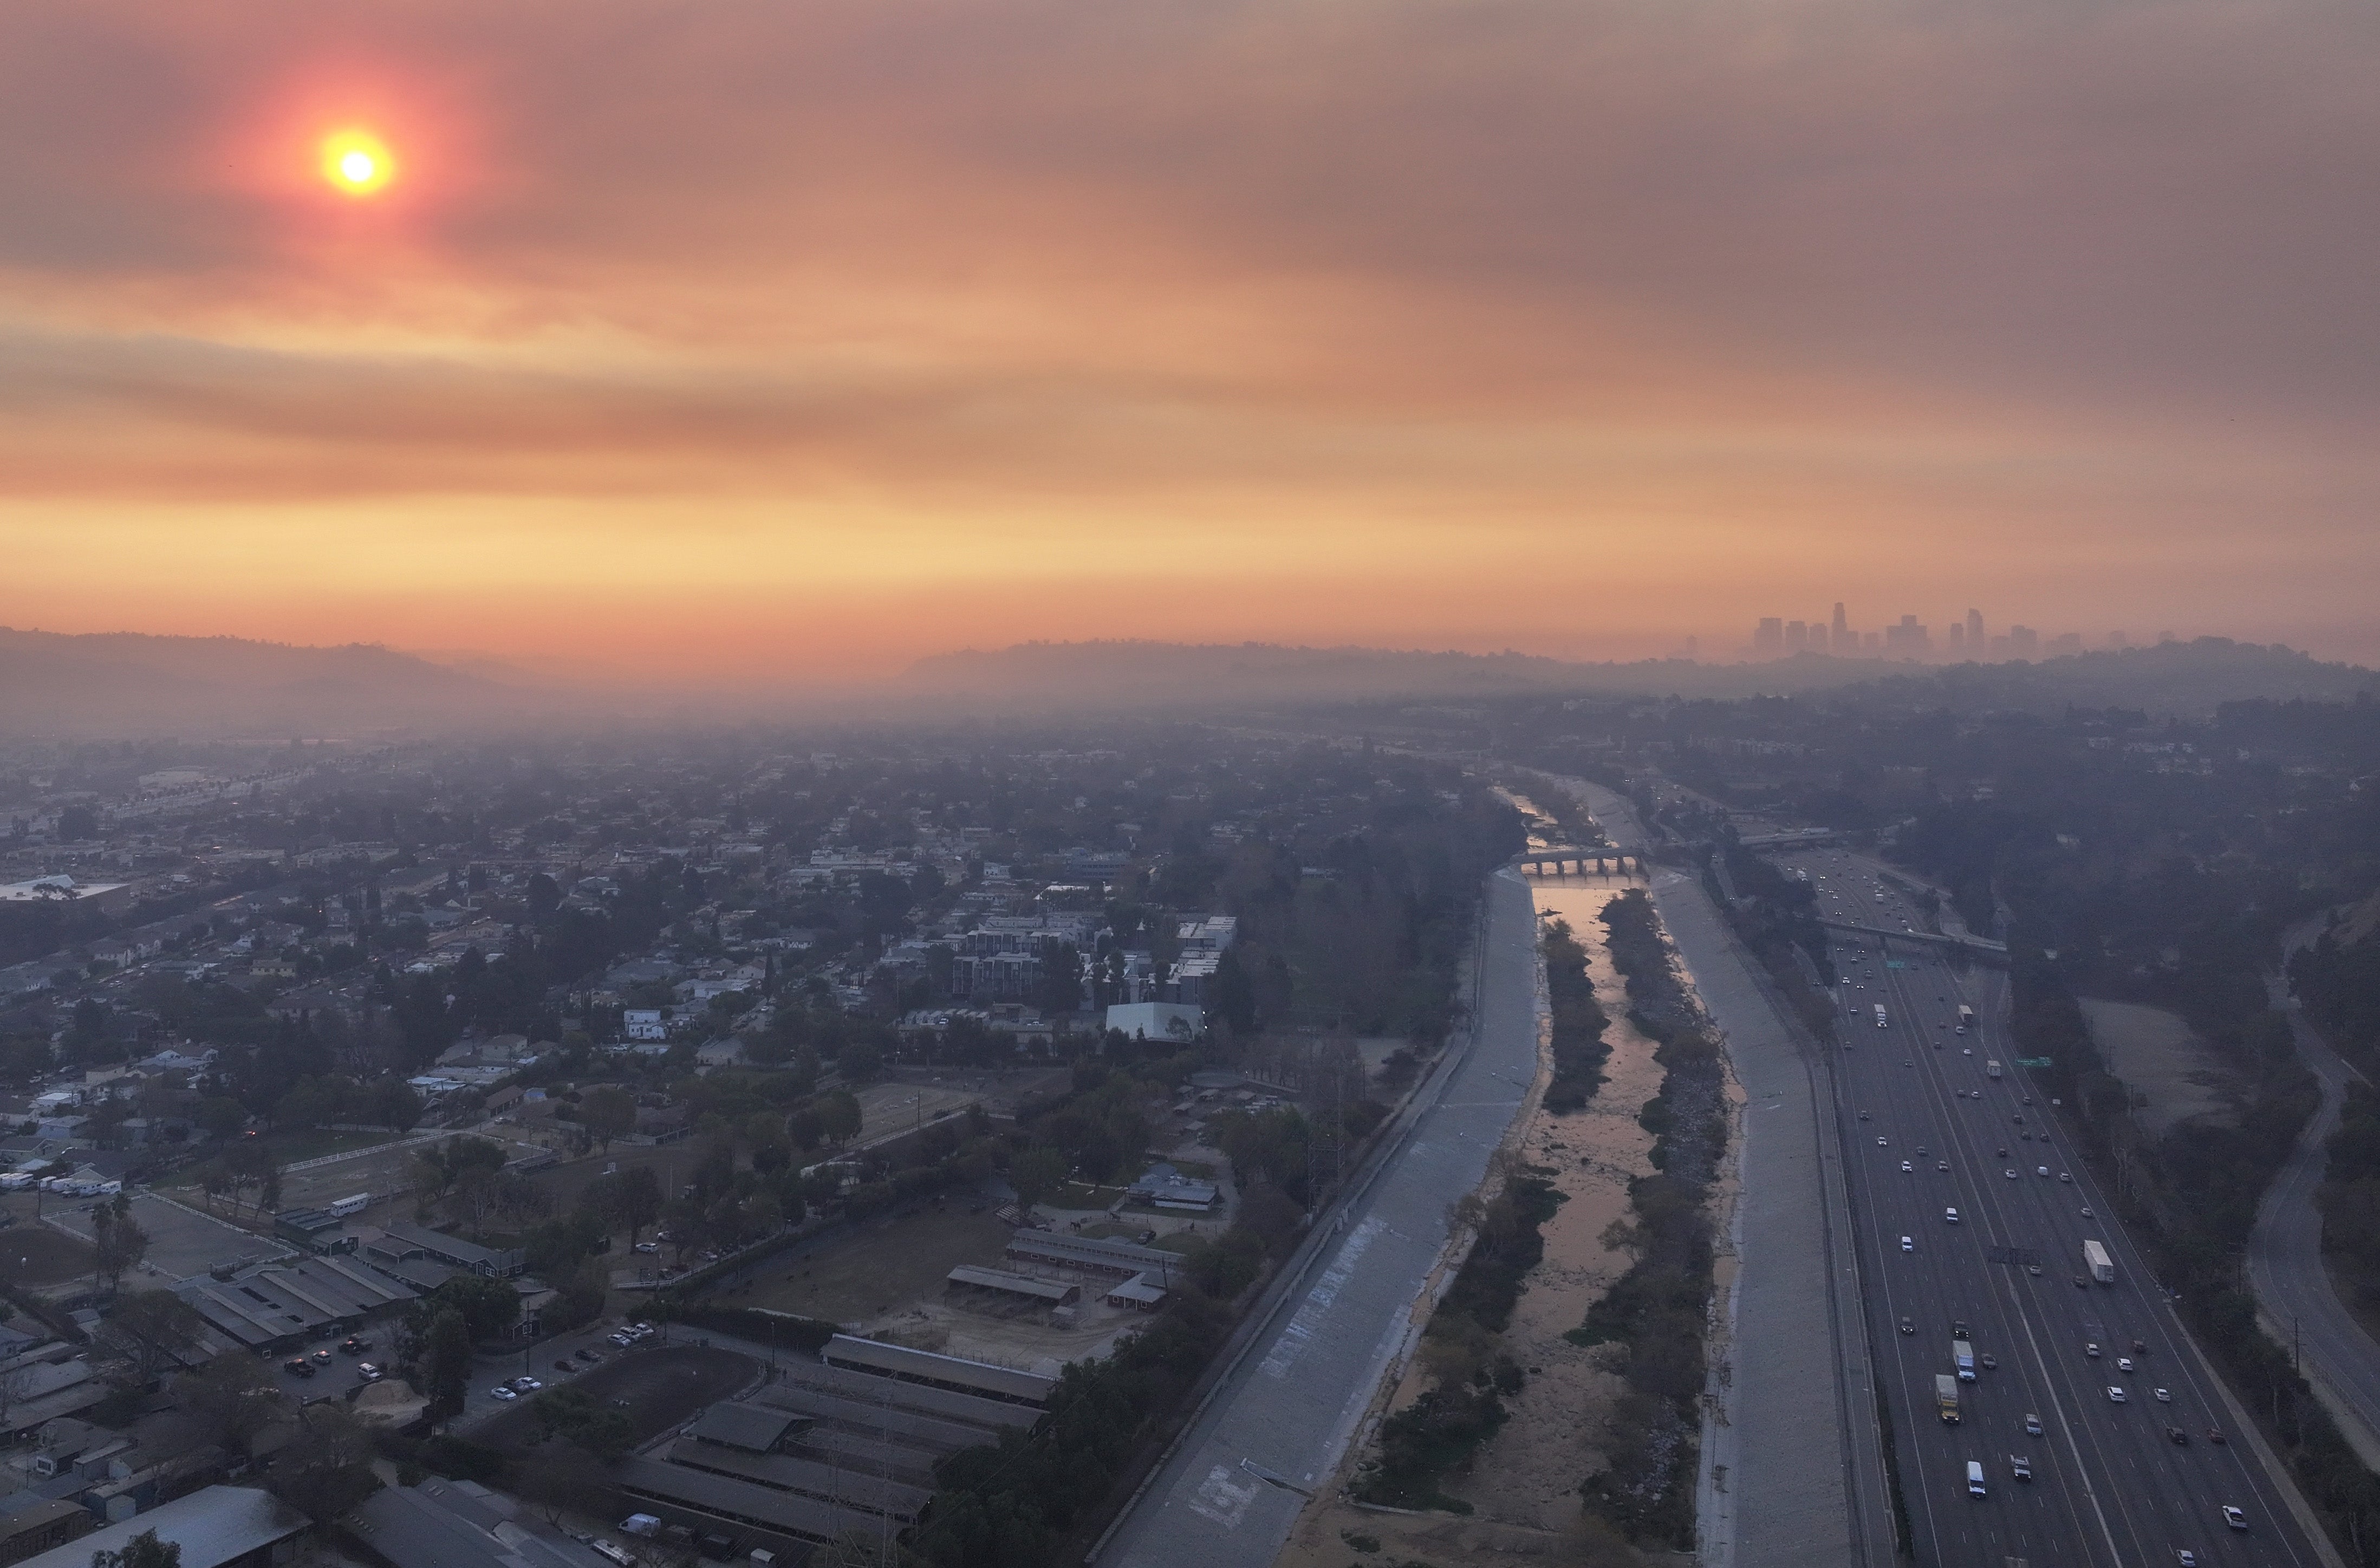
[2117,1356,2135,1372]
[2222,1505,2247,1530]
[1963,1047,1973,1056]
[576,1348,600,1362]
[1980,1353,1998,1370]
[2132,1339,2148,1354]
[2010,1453,2032,1480]
[2086,1342,2102,1357]
[2022,1096,2033,1105]
[2167,1426,2190,1445]
[2038,1166,2051,1176]
[2027,1264,2043,1276]
[1900,1237,1914,1252]
[313,1349,332,1363]
[609,1333,634,1346]
[1899,1316,1915,1333]
[490,1385,518,1401]
[1877,1136,1888,1146]
[283,1358,315,1378]
[1997,1146,2008,1156]
[555,1359,576,1372]
[1953,1320,1970,1337]
[1945,1207,1960,1223]
[2005,1169,2019,1179]
[1858,1111,1870,1120]
[1904,1060,1912,1066]
[2024,1413,2044,1436]
[1937,1161,1950,1172]
[2075,1274,2090,1288]
[2059,1171,2072,1182]
[2177,1553,2197,1567]
[357,1362,384,1381]
[1901,1161,1913,1173]
[2108,1386,2127,1403]
[2080,1206,2095,1218]
[2208,1427,2226,1445]
[633,1241,659,1254]
[511,1376,542,1392]
[339,1337,370,1355]
[2154,1387,2171,1402]
[1916,1146,1927,1156]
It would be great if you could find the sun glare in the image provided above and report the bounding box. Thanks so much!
[320,129,394,196]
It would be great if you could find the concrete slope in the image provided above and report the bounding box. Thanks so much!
[2248,944,2380,1469]
[1093,869,1544,1568]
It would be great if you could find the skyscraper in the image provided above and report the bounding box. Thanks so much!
[1754,617,1783,655]
[1947,623,1965,653]
[1832,602,1849,643]
[1966,608,1984,647]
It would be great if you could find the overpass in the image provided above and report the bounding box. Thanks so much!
[1512,844,1647,874]
[1736,828,1844,851]
[1818,917,2008,962]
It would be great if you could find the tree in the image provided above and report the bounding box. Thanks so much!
[196,1096,248,1143]
[418,1273,521,1342]
[269,1403,381,1521]
[584,1166,664,1245]
[90,1528,178,1568]
[815,1089,862,1146]
[57,805,97,843]
[422,1307,473,1419]
[578,1087,637,1153]
[97,1291,203,1385]
[1006,1147,1069,1213]
[91,1195,149,1292]
[177,1354,282,1455]
[525,873,563,918]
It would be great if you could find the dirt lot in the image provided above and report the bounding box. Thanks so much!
[473,1343,758,1455]
[43,1193,269,1284]
[0,1217,97,1290]
[734,1206,1015,1326]
[2080,999,2237,1137]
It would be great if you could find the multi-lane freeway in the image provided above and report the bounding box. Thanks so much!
[1786,849,2331,1568]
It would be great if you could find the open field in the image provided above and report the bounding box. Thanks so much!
[44,1193,269,1284]
[734,1206,1015,1326]
[2080,998,2238,1136]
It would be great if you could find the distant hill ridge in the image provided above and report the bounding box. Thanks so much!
[899,636,2380,714]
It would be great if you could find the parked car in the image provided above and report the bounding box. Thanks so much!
[283,1358,315,1378]
[491,1386,518,1401]
[339,1337,371,1355]
[357,1363,385,1381]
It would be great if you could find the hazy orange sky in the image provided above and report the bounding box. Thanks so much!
[4,0,2377,679]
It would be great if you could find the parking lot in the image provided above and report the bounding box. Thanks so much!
[473,1342,758,1454]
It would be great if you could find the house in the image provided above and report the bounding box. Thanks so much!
[1126,1161,1218,1211]
[1104,1003,1202,1046]
[622,1010,668,1043]
[0,1497,90,1566]
[13,1486,307,1568]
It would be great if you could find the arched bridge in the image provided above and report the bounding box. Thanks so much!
[1513,844,1647,875]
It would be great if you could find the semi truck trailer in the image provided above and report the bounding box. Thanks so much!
[1875,1004,1888,1029]
[1936,1374,1961,1422]
[2084,1239,2115,1284]
[1952,1338,1976,1381]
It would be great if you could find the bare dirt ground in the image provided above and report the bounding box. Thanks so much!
[736,1206,1015,1325]
[1276,876,1664,1568]
[0,1212,97,1290]
[2080,999,2238,1137]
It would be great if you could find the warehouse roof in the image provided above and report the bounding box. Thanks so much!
[15,1486,306,1568]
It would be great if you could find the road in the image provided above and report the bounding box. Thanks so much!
[1790,846,2333,1568]
[1092,870,1543,1568]
[2247,923,2380,1468]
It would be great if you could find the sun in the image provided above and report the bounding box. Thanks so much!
[319,129,394,196]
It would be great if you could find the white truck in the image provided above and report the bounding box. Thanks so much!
[1936,1373,1961,1423]
[2084,1239,2115,1285]
[1875,1004,1889,1029]
[1986,1059,2002,1079]
[1957,1003,1975,1032]
[1952,1338,1977,1382]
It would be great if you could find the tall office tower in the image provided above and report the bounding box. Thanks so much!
[2010,625,2039,655]
[1966,608,1984,646]
[1832,602,1849,643]
[1884,614,1930,655]
[1863,631,1881,652]
[1754,617,1783,655]
[1785,620,1807,651]
[1947,623,1965,654]
[1807,622,1829,653]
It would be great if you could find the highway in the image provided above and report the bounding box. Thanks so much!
[1785,848,2332,1568]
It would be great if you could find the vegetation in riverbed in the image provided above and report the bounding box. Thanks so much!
[1354,1155,1562,1512]
[1543,918,1613,1112]
[1562,887,1722,1552]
